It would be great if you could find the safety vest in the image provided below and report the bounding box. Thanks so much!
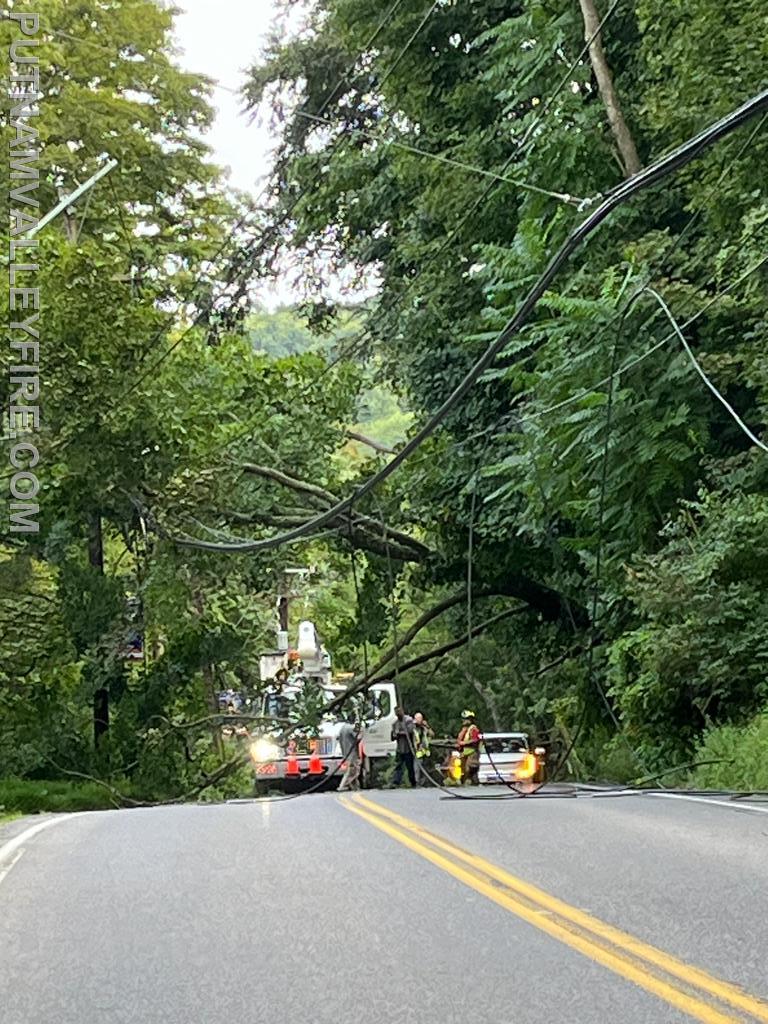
[414,725,430,758]
[458,724,480,754]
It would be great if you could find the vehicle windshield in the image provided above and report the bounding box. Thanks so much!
[262,684,343,721]
[263,693,295,719]
[483,737,528,755]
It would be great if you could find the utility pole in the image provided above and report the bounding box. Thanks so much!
[577,0,641,177]
[27,158,118,239]
[89,511,109,749]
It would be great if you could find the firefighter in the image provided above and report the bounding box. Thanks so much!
[412,712,433,787]
[457,710,481,786]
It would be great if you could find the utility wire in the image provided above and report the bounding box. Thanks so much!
[295,110,586,205]
[422,0,623,270]
[170,89,768,554]
[315,0,410,114]
[228,0,622,452]
[644,287,768,454]
[199,94,768,495]
[218,243,768,770]
[377,0,440,90]
[160,246,768,552]
[520,252,768,426]
[508,110,768,424]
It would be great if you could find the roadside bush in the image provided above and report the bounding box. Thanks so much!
[0,778,127,814]
[689,710,768,791]
[608,492,768,761]
[585,735,641,785]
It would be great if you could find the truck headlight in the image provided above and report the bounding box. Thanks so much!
[250,738,280,764]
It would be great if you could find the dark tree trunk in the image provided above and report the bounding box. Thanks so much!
[89,512,109,748]
[93,687,110,747]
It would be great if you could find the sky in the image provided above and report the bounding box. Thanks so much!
[171,0,369,308]
[172,0,280,197]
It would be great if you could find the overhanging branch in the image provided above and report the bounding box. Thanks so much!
[346,429,396,454]
[368,605,529,684]
[239,462,432,558]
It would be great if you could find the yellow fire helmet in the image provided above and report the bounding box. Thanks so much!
[461,709,476,719]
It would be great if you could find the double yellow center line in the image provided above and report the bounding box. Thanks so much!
[340,793,768,1024]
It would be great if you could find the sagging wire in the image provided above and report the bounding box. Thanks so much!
[358,475,521,800]
[369,490,482,798]
[170,90,768,556]
[529,305,650,790]
[216,254,768,805]
[152,50,768,548]
[450,328,638,799]
[216,130,768,801]
[152,2,622,506]
[467,120,768,784]
[186,108,768,507]
[460,449,528,800]
[347,497,371,685]
[295,110,588,206]
[248,747,355,804]
[578,321,644,774]
[517,111,768,429]
[644,287,768,455]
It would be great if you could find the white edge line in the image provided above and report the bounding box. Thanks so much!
[649,792,768,816]
[0,813,86,868]
[0,849,24,887]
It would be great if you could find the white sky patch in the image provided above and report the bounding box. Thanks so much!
[172,0,279,196]
[172,0,375,310]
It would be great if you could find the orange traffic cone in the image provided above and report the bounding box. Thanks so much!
[286,755,300,776]
[308,750,324,775]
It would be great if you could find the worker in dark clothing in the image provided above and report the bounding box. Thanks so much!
[338,714,362,792]
[457,710,482,786]
[390,706,416,787]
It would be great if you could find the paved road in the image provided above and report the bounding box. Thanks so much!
[1,788,767,1024]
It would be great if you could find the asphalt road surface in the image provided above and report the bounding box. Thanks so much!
[2,787,768,1024]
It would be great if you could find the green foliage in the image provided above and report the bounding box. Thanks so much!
[608,492,768,761]
[3,1,768,799]
[242,0,768,781]
[0,3,371,802]
[248,307,320,358]
[0,778,128,814]
[689,710,768,791]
